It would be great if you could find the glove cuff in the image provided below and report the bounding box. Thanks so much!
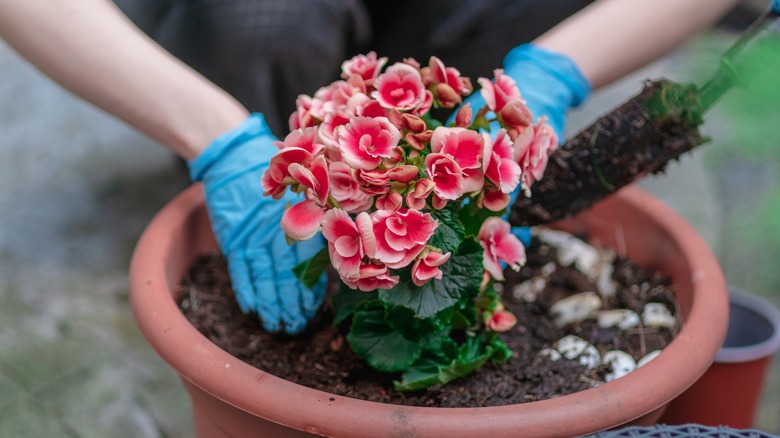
[503,44,591,109]
[188,113,272,181]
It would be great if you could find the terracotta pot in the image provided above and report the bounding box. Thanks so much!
[129,184,729,437]
[660,288,780,428]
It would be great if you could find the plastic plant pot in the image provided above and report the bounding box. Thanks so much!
[660,288,780,428]
[129,185,729,437]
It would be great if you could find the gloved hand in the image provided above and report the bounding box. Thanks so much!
[458,43,591,246]
[462,43,590,139]
[188,114,326,334]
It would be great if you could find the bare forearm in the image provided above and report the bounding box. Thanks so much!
[536,0,741,89]
[0,0,248,159]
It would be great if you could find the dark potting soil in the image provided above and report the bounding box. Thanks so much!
[178,237,678,407]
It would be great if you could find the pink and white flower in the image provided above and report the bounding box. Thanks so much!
[480,188,511,212]
[376,191,403,211]
[287,155,329,206]
[346,93,386,119]
[310,80,364,122]
[405,178,435,210]
[477,217,526,281]
[425,56,473,108]
[280,200,326,242]
[288,95,315,130]
[341,262,399,291]
[424,153,464,200]
[341,51,388,84]
[430,127,490,194]
[427,56,473,95]
[317,111,352,152]
[261,147,314,199]
[498,99,533,139]
[411,249,451,287]
[514,118,558,196]
[484,129,521,194]
[337,116,401,170]
[329,161,373,213]
[478,69,522,113]
[279,156,330,241]
[321,209,376,277]
[273,127,325,156]
[372,63,427,111]
[373,209,438,269]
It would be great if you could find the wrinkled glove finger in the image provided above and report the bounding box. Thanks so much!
[231,249,282,333]
[269,232,308,334]
[226,250,256,314]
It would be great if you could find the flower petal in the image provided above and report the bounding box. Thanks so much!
[280,200,324,241]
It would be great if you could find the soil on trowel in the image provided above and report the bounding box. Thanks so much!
[178,236,678,407]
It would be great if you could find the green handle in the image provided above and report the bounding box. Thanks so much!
[698,7,780,112]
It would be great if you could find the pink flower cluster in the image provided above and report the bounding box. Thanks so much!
[262,52,557,291]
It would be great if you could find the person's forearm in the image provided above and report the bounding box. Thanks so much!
[0,0,249,159]
[535,0,741,89]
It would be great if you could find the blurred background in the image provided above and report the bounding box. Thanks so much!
[1,1,778,436]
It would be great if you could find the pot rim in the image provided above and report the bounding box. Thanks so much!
[129,184,729,437]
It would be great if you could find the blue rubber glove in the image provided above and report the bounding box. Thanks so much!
[458,44,591,247]
[773,0,779,14]
[188,114,326,334]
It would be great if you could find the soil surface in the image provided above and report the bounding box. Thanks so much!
[178,237,677,407]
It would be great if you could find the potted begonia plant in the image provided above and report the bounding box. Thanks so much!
[260,54,555,387]
[129,53,729,437]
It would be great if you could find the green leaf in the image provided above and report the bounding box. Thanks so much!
[429,207,465,254]
[451,296,479,330]
[458,199,506,237]
[475,287,499,312]
[393,333,503,392]
[292,248,330,290]
[393,356,446,391]
[379,238,483,318]
[347,300,421,373]
[331,283,377,325]
[488,336,513,363]
[384,303,454,341]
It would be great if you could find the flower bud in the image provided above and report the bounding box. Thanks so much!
[455,103,473,128]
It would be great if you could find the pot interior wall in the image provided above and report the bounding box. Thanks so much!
[554,196,695,318]
[165,203,218,301]
[724,303,776,348]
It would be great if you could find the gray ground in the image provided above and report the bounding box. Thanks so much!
[1,20,778,438]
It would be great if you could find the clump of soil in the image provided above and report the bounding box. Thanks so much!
[178,236,678,407]
[510,80,704,226]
